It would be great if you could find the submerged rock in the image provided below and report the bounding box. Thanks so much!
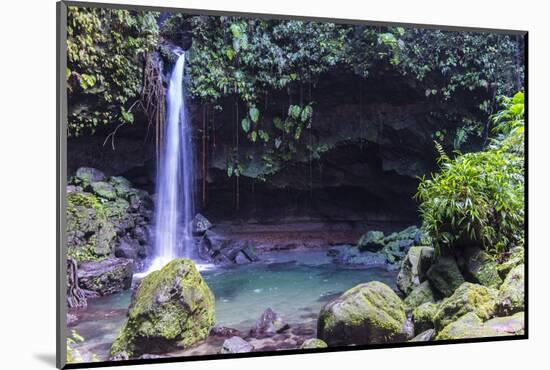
[250,308,289,338]
[426,256,465,297]
[301,338,328,349]
[433,282,498,331]
[496,264,524,316]
[220,336,254,354]
[77,258,133,296]
[110,259,215,359]
[317,281,407,346]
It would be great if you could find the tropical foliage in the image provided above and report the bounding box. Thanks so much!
[416,92,525,255]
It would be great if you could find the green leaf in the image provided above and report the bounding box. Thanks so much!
[259,130,269,142]
[275,137,282,149]
[249,106,260,123]
[295,124,303,140]
[301,105,313,122]
[66,68,71,79]
[229,23,242,38]
[273,117,284,130]
[251,131,257,142]
[512,92,524,104]
[121,110,134,124]
[289,105,301,120]
[241,118,251,133]
[227,166,233,177]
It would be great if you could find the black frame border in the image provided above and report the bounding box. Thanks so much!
[56,1,529,369]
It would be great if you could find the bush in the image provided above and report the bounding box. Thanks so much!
[415,93,524,255]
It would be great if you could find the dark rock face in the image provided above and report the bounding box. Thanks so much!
[426,256,465,297]
[77,258,133,296]
[220,336,254,354]
[249,308,290,338]
[198,231,259,265]
[192,213,213,235]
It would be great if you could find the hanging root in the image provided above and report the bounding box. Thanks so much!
[67,258,87,309]
[142,52,166,167]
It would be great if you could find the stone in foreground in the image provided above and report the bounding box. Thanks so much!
[426,256,465,297]
[497,264,524,316]
[77,258,133,296]
[397,246,434,295]
[250,308,289,338]
[301,338,328,349]
[110,259,215,359]
[220,336,254,354]
[409,329,435,342]
[317,281,407,346]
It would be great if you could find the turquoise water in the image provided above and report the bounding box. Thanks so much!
[69,250,396,360]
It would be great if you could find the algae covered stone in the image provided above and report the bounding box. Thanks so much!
[426,256,465,297]
[317,281,407,346]
[435,312,496,340]
[462,247,502,288]
[301,338,328,349]
[110,258,215,359]
[77,258,133,296]
[497,247,524,278]
[90,181,118,201]
[433,282,498,331]
[412,301,439,333]
[357,231,385,251]
[484,312,524,336]
[497,264,524,315]
[403,280,435,310]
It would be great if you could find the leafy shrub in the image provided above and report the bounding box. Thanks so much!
[416,93,525,255]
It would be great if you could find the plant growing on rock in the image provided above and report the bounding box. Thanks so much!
[416,93,524,255]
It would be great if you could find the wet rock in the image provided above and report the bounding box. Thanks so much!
[90,181,117,200]
[198,232,259,265]
[433,282,498,331]
[426,256,465,297]
[497,247,524,278]
[192,213,213,235]
[115,237,144,260]
[110,259,215,359]
[77,258,133,296]
[220,336,254,354]
[357,231,385,251]
[209,326,242,338]
[300,338,328,349]
[317,281,407,346]
[330,245,387,266]
[109,176,132,198]
[250,308,290,338]
[409,329,435,342]
[496,264,524,316]
[484,312,524,335]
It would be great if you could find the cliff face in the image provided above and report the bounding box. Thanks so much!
[68,66,484,224]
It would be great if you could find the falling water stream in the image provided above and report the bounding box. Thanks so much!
[145,52,195,273]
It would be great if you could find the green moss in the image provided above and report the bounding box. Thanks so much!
[404,281,435,310]
[301,338,328,349]
[412,302,439,333]
[497,264,524,315]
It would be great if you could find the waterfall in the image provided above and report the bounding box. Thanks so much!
[147,52,195,272]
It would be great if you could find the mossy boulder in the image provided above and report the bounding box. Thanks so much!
[412,302,439,333]
[301,338,328,349]
[461,247,502,288]
[496,264,524,316]
[426,256,465,297]
[110,259,215,359]
[73,167,106,188]
[90,181,117,201]
[317,281,407,346]
[404,281,436,310]
[357,231,385,251]
[397,246,434,294]
[109,176,132,198]
[484,312,525,335]
[433,282,498,331]
[497,247,524,278]
[77,258,133,296]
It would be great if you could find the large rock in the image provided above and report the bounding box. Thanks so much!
[77,258,133,296]
[110,259,215,359]
[329,246,388,267]
[426,256,465,297]
[409,329,435,342]
[412,302,439,333]
[301,338,328,349]
[90,181,117,200]
[461,247,502,288]
[249,308,289,338]
[73,167,106,187]
[436,311,524,340]
[497,264,524,316]
[198,231,259,265]
[397,246,434,295]
[109,176,132,198]
[357,231,385,251]
[317,281,407,346]
[433,282,498,331]
[192,213,213,235]
[220,336,254,354]
[498,247,524,278]
[403,280,435,310]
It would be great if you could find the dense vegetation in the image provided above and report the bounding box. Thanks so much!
[416,92,525,255]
